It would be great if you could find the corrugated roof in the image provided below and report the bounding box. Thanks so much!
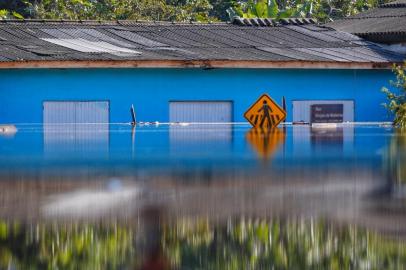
[381,0,406,7]
[327,0,406,43]
[0,19,403,66]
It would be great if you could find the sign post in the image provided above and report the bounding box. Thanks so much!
[244,94,286,128]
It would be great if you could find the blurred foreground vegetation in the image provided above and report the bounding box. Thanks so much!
[0,0,389,22]
[163,218,406,269]
[1,217,406,269]
[0,221,136,269]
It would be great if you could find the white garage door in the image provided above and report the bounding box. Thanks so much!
[169,101,233,123]
[43,101,109,124]
[43,101,109,157]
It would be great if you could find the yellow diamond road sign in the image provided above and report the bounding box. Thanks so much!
[244,94,286,128]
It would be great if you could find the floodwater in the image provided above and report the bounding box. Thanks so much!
[0,123,405,269]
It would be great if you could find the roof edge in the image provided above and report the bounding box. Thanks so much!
[329,14,406,21]
[0,17,319,27]
[0,59,398,69]
[380,1,406,8]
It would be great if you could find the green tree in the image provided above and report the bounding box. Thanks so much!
[209,0,234,21]
[382,62,406,128]
[0,0,393,22]
[1,0,214,22]
[227,0,389,22]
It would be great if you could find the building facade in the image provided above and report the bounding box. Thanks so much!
[0,67,395,123]
[0,19,404,124]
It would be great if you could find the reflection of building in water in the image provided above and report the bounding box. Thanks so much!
[42,101,110,158]
[169,125,232,156]
[43,124,109,158]
[293,125,354,156]
[311,127,344,150]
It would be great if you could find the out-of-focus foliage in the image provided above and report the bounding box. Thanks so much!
[163,218,406,269]
[0,0,214,21]
[383,62,406,128]
[0,0,29,19]
[0,9,23,19]
[1,218,406,269]
[227,0,388,22]
[209,0,234,21]
[0,0,390,22]
[0,221,135,269]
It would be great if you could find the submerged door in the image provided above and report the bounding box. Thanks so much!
[169,101,233,123]
[43,101,109,124]
[43,101,109,158]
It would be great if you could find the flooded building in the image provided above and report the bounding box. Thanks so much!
[0,19,404,124]
[1,17,406,269]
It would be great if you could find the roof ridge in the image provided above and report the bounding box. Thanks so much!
[231,17,318,26]
[0,17,320,27]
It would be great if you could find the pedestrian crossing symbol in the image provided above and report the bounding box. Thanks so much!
[244,94,286,128]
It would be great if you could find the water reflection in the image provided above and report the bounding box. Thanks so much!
[169,124,233,157]
[245,128,286,160]
[0,124,391,174]
[0,124,405,269]
[387,129,406,199]
[44,123,109,159]
[293,125,354,158]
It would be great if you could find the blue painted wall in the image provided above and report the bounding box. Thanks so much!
[0,68,394,123]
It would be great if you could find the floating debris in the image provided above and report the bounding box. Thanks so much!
[0,125,17,134]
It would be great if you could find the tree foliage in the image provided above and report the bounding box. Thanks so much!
[0,0,215,21]
[227,0,387,22]
[0,0,389,22]
[382,62,406,128]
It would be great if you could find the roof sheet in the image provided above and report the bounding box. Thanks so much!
[381,0,406,7]
[0,20,403,65]
[327,1,406,43]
